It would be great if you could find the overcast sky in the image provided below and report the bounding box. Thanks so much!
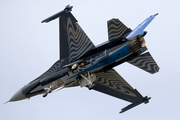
[1,0,180,120]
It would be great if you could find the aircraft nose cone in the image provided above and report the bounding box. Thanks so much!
[9,89,26,102]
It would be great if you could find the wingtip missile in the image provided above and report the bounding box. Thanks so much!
[120,96,151,113]
[41,5,73,23]
[64,5,73,13]
[4,101,9,104]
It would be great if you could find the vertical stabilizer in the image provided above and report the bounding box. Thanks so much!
[126,13,158,39]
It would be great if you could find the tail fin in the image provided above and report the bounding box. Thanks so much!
[42,5,95,63]
[126,14,159,74]
[126,13,158,39]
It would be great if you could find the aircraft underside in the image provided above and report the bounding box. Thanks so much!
[9,5,159,114]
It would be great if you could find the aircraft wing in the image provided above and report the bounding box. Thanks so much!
[42,5,95,63]
[91,69,150,113]
[59,12,96,62]
[91,69,145,103]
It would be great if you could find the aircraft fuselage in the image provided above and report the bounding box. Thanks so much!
[8,5,159,114]
[9,35,144,102]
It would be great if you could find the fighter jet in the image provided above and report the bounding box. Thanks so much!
[8,5,159,113]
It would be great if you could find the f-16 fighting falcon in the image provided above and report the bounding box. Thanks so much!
[8,5,159,113]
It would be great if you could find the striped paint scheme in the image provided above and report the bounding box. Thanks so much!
[95,69,137,97]
[66,18,95,63]
[107,19,130,41]
[35,59,65,80]
[92,69,144,103]
[127,52,159,74]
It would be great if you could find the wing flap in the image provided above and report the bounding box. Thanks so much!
[127,52,160,74]
[91,69,144,103]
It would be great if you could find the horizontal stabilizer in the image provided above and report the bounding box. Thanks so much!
[127,52,159,74]
[138,46,148,54]
[107,18,131,41]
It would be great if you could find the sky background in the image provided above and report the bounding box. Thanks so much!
[1,0,180,120]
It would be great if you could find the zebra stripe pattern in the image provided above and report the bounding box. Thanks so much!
[108,18,128,41]
[128,52,159,74]
[36,59,65,80]
[95,69,137,97]
[67,18,95,62]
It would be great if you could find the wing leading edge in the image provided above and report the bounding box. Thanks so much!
[91,69,150,113]
[59,12,95,63]
[42,5,95,63]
